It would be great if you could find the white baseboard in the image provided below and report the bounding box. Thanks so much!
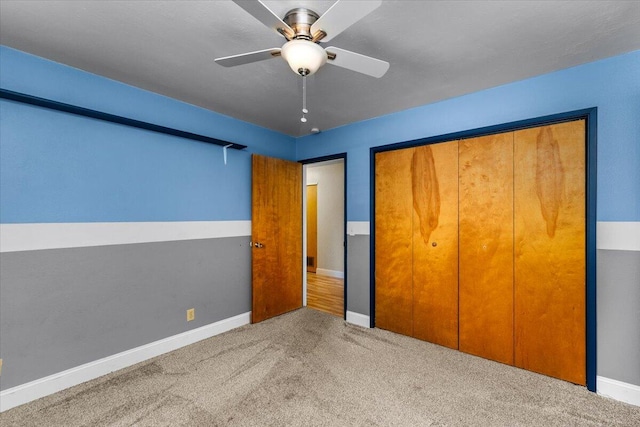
[597,376,640,406]
[346,311,371,328]
[0,312,251,412]
[316,268,345,279]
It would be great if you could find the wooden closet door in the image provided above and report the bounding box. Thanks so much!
[375,148,415,336]
[514,120,586,385]
[459,133,515,365]
[412,142,459,349]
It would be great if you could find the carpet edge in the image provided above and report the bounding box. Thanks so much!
[0,311,251,412]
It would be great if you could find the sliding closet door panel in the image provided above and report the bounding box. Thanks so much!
[375,148,414,336]
[514,120,586,385]
[412,142,459,348]
[459,133,514,365]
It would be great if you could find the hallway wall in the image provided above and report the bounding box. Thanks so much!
[306,161,345,276]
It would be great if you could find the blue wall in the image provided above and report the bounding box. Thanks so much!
[296,50,640,222]
[0,46,296,223]
[5,46,637,224]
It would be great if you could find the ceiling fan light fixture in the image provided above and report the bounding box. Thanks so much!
[281,40,327,76]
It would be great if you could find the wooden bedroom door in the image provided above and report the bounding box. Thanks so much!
[251,154,303,323]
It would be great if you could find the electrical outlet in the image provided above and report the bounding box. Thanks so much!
[186,308,195,322]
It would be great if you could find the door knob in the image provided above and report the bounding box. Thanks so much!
[251,241,265,248]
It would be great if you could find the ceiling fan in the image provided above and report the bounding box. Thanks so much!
[215,0,389,79]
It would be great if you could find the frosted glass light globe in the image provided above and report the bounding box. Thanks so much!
[281,40,327,76]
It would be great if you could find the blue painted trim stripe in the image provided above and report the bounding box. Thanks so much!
[586,108,597,392]
[0,88,247,150]
[369,146,376,328]
[371,108,597,154]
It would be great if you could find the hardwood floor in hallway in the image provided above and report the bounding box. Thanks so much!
[307,273,344,317]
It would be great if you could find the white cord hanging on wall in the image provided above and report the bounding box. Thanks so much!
[223,144,233,165]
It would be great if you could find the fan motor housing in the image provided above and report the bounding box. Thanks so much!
[284,8,319,40]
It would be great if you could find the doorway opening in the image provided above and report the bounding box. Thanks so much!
[302,155,346,319]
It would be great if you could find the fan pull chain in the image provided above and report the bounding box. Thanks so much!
[301,76,308,123]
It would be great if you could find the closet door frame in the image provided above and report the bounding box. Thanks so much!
[369,107,597,392]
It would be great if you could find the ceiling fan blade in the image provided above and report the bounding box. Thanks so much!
[311,0,381,43]
[215,48,281,67]
[232,0,294,39]
[325,47,389,78]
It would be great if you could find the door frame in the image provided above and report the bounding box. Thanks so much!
[370,108,597,392]
[300,153,348,320]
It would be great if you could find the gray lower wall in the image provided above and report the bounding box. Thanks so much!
[346,235,370,316]
[2,233,637,391]
[597,249,640,386]
[0,236,251,390]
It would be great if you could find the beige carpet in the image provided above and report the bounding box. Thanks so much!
[2,308,639,426]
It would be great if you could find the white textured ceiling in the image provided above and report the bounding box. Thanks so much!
[1,1,639,137]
